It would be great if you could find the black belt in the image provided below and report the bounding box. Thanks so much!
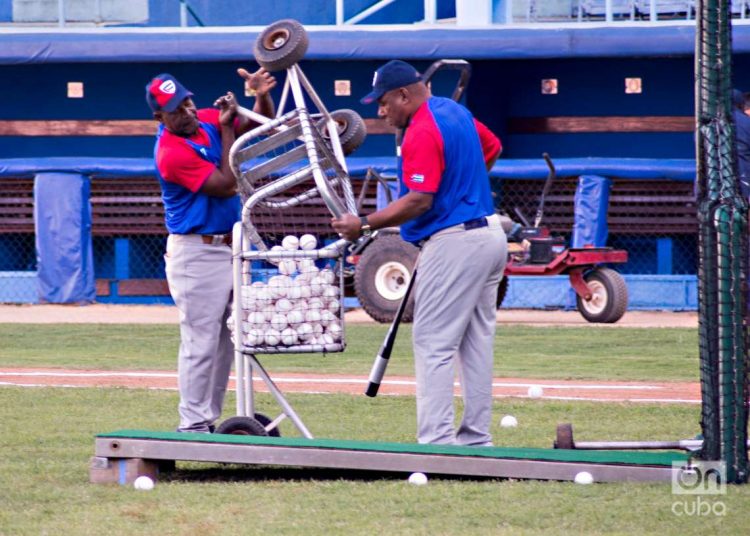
[416,216,489,248]
[462,216,489,230]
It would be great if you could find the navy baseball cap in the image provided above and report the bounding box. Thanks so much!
[146,73,194,113]
[361,60,422,105]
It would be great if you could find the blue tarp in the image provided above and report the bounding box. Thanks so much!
[0,23,746,65]
[34,172,95,303]
[572,174,612,248]
[0,156,697,180]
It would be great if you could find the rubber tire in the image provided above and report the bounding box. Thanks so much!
[354,233,419,324]
[575,267,628,323]
[254,19,309,72]
[554,423,574,449]
[215,416,269,436]
[496,276,509,308]
[317,109,367,156]
[253,412,281,437]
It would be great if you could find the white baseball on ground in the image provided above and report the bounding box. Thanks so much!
[500,415,518,428]
[527,385,544,398]
[282,235,300,251]
[278,259,296,276]
[281,327,298,346]
[574,471,594,485]
[296,322,314,342]
[299,233,317,250]
[264,328,281,346]
[245,328,264,346]
[270,313,288,332]
[407,472,428,486]
[133,475,155,491]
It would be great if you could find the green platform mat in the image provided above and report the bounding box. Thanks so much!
[99,430,689,467]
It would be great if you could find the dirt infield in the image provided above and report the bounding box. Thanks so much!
[0,305,699,403]
[0,368,700,404]
[0,304,698,327]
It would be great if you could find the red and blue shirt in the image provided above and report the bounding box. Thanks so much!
[154,108,240,235]
[399,96,500,244]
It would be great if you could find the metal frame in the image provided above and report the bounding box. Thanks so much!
[228,57,359,440]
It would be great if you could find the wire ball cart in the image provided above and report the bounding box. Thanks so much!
[222,19,366,438]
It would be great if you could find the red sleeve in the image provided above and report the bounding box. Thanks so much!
[197,108,220,127]
[474,118,502,166]
[156,142,215,193]
[401,123,444,194]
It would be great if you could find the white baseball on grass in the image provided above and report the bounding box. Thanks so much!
[281,327,298,346]
[574,471,594,485]
[407,472,428,486]
[275,298,293,312]
[282,235,299,251]
[500,415,518,428]
[527,385,544,398]
[264,328,281,346]
[245,328,264,346]
[278,259,297,276]
[299,233,317,250]
[296,322,314,342]
[270,313,288,332]
[133,475,154,491]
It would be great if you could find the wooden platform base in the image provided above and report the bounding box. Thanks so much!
[91,430,687,485]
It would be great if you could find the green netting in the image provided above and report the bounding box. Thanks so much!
[695,0,750,483]
[98,430,689,467]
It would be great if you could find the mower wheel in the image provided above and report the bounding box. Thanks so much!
[215,416,269,436]
[254,19,309,72]
[253,412,281,437]
[318,109,367,156]
[354,233,418,323]
[496,277,509,308]
[576,267,628,323]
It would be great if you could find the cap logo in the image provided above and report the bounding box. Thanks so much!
[159,80,176,94]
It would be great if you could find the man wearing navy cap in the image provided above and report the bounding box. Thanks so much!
[147,68,276,433]
[333,60,506,446]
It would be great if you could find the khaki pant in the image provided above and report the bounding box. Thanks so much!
[412,215,507,445]
[165,234,234,432]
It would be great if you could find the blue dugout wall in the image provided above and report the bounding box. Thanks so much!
[0,23,745,306]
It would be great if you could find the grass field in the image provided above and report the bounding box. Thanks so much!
[1,386,747,535]
[2,321,747,535]
[0,324,698,381]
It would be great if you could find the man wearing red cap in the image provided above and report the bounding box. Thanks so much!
[146,68,276,433]
[333,60,506,446]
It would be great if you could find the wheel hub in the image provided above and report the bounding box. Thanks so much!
[374,261,410,301]
[582,280,607,314]
[265,29,290,50]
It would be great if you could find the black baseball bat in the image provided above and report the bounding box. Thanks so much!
[365,265,418,397]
